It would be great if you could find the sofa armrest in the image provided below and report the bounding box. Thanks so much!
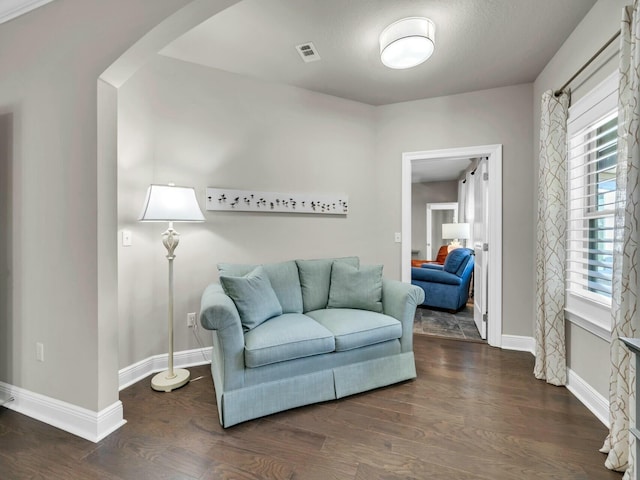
[200,283,246,391]
[381,279,424,353]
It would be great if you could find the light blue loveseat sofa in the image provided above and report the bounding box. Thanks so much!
[199,256,424,427]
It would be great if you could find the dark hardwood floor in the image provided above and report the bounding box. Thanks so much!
[0,336,622,479]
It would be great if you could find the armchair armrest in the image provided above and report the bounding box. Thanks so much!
[200,283,246,390]
[382,279,424,353]
[420,263,444,270]
[411,267,462,286]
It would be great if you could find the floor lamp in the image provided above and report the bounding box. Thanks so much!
[139,184,205,392]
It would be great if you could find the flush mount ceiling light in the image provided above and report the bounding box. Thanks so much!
[379,17,435,69]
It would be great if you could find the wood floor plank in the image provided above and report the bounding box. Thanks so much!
[0,335,622,479]
[354,458,485,480]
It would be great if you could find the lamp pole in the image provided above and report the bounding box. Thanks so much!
[151,221,190,392]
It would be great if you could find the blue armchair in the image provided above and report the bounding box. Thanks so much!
[411,248,474,312]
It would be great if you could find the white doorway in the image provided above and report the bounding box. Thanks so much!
[401,145,502,348]
[425,202,457,259]
[473,158,489,339]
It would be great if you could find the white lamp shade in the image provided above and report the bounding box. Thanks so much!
[380,17,435,69]
[442,223,470,240]
[139,184,205,222]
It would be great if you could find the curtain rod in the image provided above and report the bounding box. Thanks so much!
[554,29,621,97]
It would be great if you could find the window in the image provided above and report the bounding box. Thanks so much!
[564,71,618,338]
[567,111,617,302]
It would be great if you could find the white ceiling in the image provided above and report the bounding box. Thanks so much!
[161,0,597,106]
[412,157,473,184]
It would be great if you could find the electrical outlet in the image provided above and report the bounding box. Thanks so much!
[187,312,197,328]
[36,342,44,362]
[122,230,132,247]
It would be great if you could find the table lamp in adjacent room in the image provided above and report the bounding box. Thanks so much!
[139,183,205,392]
[442,222,470,253]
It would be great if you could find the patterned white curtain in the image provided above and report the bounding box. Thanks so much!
[601,2,640,476]
[534,90,569,386]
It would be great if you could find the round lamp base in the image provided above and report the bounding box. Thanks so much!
[151,368,190,392]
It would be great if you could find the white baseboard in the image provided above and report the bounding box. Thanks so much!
[499,335,609,427]
[0,381,125,442]
[566,368,609,428]
[501,334,535,354]
[118,346,212,390]
[0,347,211,443]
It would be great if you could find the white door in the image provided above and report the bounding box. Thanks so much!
[425,202,457,259]
[473,158,489,339]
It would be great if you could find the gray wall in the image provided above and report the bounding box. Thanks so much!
[533,0,626,397]
[411,181,458,257]
[118,61,535,365]
[0,112,12,387]
[375,83,535,336]
[0,0,210,411]
[117,56,378,368]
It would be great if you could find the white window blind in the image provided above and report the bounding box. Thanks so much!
[566,109,617,303]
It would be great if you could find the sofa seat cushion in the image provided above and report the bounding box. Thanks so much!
[306,309,402,352]
[244,314,335,368]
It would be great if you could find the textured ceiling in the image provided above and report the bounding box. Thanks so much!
[161,0,597,106]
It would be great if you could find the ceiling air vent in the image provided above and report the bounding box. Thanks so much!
[296,42,321,63]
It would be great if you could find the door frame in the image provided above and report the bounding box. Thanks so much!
[425,202,458,259]
[401,144,503,347]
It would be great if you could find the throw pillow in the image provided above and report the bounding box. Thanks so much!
[218,260,303,313]
[327,262,383,313]
[296,256,359,312]
[219,266,283,331]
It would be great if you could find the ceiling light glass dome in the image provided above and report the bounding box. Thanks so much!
[379,17,435,69]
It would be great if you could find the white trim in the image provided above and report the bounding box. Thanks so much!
[0,347,212,443]
[0,381,125,442]
[565,308,612,342]
[522,336,610,428]
[425,202,458,258]
[565,71,618,338]
[566,368,610,428]
[568,71,619,132]
[501,335,535,355]
[118,346,212,390]
[402,144,503,347]
[0,0,55,24]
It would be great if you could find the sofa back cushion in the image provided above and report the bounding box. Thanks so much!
[443,248,472,276]
[327,263,383,313]
[296,256,359,312]
[219,266,283,331]
[218,260,303,314]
